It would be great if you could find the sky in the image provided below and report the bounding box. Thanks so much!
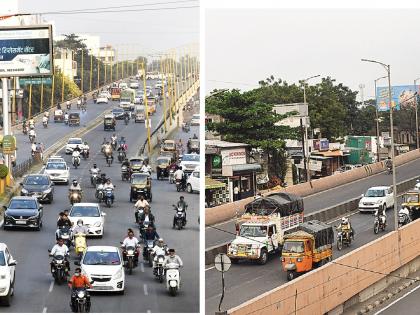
[17,0,199,57]
[205,9,420,101]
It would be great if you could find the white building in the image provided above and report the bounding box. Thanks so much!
[98,45,115,64]
[54,49,77,80]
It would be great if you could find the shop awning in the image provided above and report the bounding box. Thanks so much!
[313,150,343,157]
[232,164,261,172]
[205,177,226,190]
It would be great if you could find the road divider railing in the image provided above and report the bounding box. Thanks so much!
[228,213,420,315]
[205,175,420,265]
[206,149,420,226]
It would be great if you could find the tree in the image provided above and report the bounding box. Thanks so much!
[55,33,86,51]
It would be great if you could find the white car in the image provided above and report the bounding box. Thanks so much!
[97,94,109,104]
[78,246,124,293]
[180,153,200,174]
[190,114,200,126]
[358,186,394,212]
[129,82,139,89]
[119,82,128,90]
[186,167,200,193]
[68,203,106,237]
[46,155,65,164]
[44,161,69,184]
[0,243,17,306]
[65,138,83,154]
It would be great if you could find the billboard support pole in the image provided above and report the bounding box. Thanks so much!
[374,76,387,162]
[414,79,420,149]
[2,77,10,173]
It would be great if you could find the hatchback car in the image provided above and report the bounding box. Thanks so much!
[76,246,124,293]
[43,161,69,184]
[358,186,394,212]
[3,197,43,230]
[68,203,106,237]
[0,243,17,306]
[97,93,109,104]
[20,174,54,203]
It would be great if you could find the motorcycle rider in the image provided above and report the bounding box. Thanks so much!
[103,178,115,202]
[119,136,128,151]
[337,217,354,240]
[111,133,117,148]
[68,267,92,312]
[82,142,90,158]
[134,195,149,223]
[374,204,387,227]
[64,112,69,124]
[56,212,73,240]
[73,219,89,235]
[152,238,168,271]
[42,114,48,126]
[117,143,127,160]
[69,179,83,200]
[121,229,140,266]
[66,100,71,109]
[141,161,152,174]
[49,238,70,274]
[163,248,183,271]
[385,157,392,172]
[90,164,101,176]
[174,196,188,227]
[139,206,155,229]
[28,118,35,129]
[72,146,81,166]
[29,128,36,141]
[31,142,37,157]
[143,225,160,257]
[104,142,114,163]
[174,166,185,189]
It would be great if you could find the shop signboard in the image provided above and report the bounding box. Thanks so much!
[319,138,329,151]
[221,148,246,166]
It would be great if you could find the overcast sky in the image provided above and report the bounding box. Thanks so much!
[206,9,420,101]
[18,0,199,56]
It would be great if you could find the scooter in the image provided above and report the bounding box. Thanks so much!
[173,205,186,230]
[69,190,82,205]
[165,262,181,296]
[74,233,87,259]
[103,187,114,208]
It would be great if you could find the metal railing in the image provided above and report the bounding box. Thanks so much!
[13,157,37,179]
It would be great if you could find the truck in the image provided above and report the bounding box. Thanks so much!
[134,105,145,123]
[111,87,121,101]
[119,88,135,110]
[227,192,304,265]
[281,220,333,281]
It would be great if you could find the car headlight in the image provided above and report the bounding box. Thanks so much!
[93,221,102,227]
[21,188,28,194]
[28,215,39,220]
[376,200,383,204]
[113,268,123,279]
[43,188,52,194]
[0,274,6,280]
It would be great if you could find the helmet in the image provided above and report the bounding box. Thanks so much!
[93,163,97,168]
[158,238,164,246]
[180,196,184,200]
[341,217,348,225]
[106,178,111,183]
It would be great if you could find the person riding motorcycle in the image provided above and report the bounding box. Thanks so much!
[49,238,70,274]
[102,178,115,202]
[66,100,71,109]
[82,142,90,158]
[142,225,160,257]
[139,206,155,229]
[90,164,101,175]
[174,167,185,189]
[42,115,48,126]
[337,217,354,240]
[29,128,36,139]
[140,161,152,174]
[28,118,35,129]
[64,112,69,123]
[119,136,128,151]
[134,195,149,223]
[163,248,183,270]
[174,196,188,227]
[68,267,93,312]
[121,229,140,266]
[104,142,114,162]
[374,204,387,226]
[69,179,82,199]
[111,133,117,146]
[56,212,73,240]
[385,157,392,170]
[72,146,81,165]
[152,238,168,270]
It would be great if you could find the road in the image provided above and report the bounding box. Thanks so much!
[374,281,420,314]
[0,81,200,313]
[205,160,420,314]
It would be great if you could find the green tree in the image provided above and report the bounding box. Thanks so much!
[55,33,86,51]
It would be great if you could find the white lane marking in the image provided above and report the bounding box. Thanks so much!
[43,307,47,313]
[147,310,151,313]
[48,280,54,293]
[374,282,420,314]
[205,266,215,271]
[143,284,148,296]
[0,219,3,228]
[140,262,145,273]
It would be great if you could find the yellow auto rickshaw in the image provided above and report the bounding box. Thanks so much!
[161,140,176,153]
[104,114,116,131]
[130,172,152,202]
[402,190,420,212]
[129,156,145,174]
[156,156,172,180]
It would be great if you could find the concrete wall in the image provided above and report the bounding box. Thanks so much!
[228,217,420,315]
[206,149,420,226]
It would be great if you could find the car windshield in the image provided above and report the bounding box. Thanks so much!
[157,158,170,165]
[282,241,305,253]
[46,163,66,170]
[182,155,200,162]
[0,252,5,266]
[83,251,120,265]
[70,206,100,217]
[163,143,175,149]
[99,94,108,98]
[239,225,267,238]
[68,139,82,144]
[25,176,49,185]
[132,175,148,185]
[112,109,123,114]
[130,160,143,166]
[9,199,37,209]
[404,194,420,203]
[365,189,386,197]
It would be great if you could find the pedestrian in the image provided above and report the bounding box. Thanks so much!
[233,186,239,201]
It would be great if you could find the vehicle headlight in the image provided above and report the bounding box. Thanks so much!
[93,221,102,227]
[43,188,52,194]
[77,291,85,298]
[113,268,123,279]
[376,200,383,204]
[21,188,28,194]
[0,274,6,280]
[28,215,38,220]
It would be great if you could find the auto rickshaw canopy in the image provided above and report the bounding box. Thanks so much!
[131,173,150,186]
[162,140,176,151]
[156,156,171,166]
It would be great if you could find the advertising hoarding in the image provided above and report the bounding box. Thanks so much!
[376,85,418,111]
[0,25,53,77]
[319,138,329,151]
[221,148,246,166]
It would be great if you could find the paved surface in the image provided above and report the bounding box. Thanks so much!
[374,282,420,314]
[0,80,200,313]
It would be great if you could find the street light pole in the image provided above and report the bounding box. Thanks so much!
[362,59,398,231]
[414,78,420,149]
[374,76,387,162]
[302,74,320,182]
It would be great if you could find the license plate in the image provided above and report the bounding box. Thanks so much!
[93,286,110,290]
[15,220,26,224]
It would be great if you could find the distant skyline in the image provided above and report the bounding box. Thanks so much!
[206,9,420,101]
[18,0,199,57]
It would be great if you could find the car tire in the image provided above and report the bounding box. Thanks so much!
[0,282,12,306]
[187,184,193,193]
[49,194,54,204]
[258,249,268,265]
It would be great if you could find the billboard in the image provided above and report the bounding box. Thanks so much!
[320,138,329,151]
[0,25,53,77]
[376,85,418,111]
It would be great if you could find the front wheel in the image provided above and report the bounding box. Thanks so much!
[287,270,296,281]
[374,222,379,234]
[169,286,177,296]
[337,237,343,251]
[258,249,268,265]
[128,258,133,275]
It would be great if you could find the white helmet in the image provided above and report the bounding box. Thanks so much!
[341,217,348,225]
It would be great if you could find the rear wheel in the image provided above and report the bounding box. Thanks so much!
[187,184,192,193]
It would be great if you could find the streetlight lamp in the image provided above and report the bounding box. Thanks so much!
[361,58,397,231]
[374,75,387,162]
[414,78,420,149]
[302,74,320,182]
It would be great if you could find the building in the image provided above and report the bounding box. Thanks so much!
[205,113,222,140]
[98,46,116,64]
[54,48,77,80]
[205,140,261,206]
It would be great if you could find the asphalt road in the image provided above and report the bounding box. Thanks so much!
[374,282,420,314]
[0,82,200,313]
[206,158,420,248]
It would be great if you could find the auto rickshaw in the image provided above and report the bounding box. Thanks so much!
[54,109,64,123]
[161,140,176,153]
[104,114,116,131]
[187,138,200,154]
[402,190,420,219]
[130,172,152,202]
[156,156,172,180]
[159,150,176,164]
[68,112,80,126]
[129,156,145,174]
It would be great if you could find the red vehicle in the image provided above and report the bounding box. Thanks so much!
[111,87,121,101]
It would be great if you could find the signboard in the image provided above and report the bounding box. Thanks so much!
[274,103,309,128]
[376,85,418,111]
[313,139,320,151]
[221,148,246,166]
[212,155,221,169]
[222,165,233,177]
[2,135,15,154]
[0,25,53,77]
[296,160,322,171]
[319,138,329,151]
[19,77,52,85]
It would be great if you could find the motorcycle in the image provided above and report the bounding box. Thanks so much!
[29,122,35,130]
[143,239,155,267]
[69,190,82,205]
[90,172,100,187]
[169,170,175,184]
[58,226,73,248]
[173,205,186,230]
[29,134,35,143]
[124,116,129,125]
[121,166,130,181]
[72,288,91,313]
[103,187,114,208]
[121,243,139,275]
[373,214,386,234]
[72,155,81,169]
[387,166,392,175]
[22,125,28,135]
[74,233,87,259]
[66,103,71,110]
[49,252,68,285]
[64,117,69,125]
[43,120,48,128]
[154,254,166,283]
[111,139,117,150]
[165,262,181,296]
[106,155,113,167]
[336,228,352,251]
[175,179,186,192]
[135,207,144,224]
[95,184,104,202]
[81,148,89,160]
[118,151,126,163]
